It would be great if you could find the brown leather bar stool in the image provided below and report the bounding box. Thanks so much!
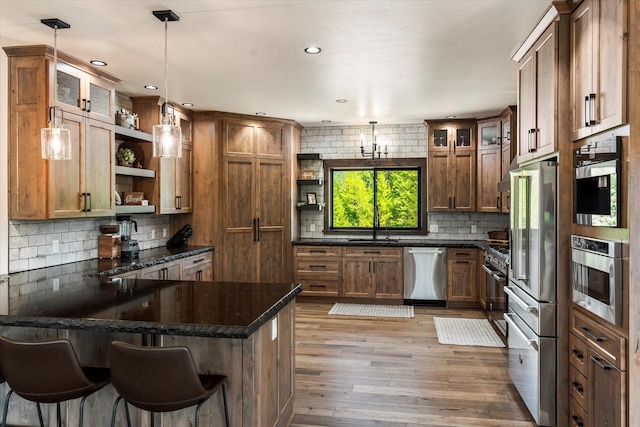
[109,341,229,427]
[0,336,110,427]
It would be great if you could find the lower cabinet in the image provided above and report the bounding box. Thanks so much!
[110,252,214,281]
[342,247,403,300]
[182,254,214,281]
[569,309,626,427]
[446,248,478,306]
[294,246,340,297]
[140,259,182,280]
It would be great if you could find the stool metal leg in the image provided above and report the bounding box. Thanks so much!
[124,400,132,427]
[79,394,90,427]
[1,389,13,427]
[222,383,230,427]
[56,402,62,427]
[36,402,45,427]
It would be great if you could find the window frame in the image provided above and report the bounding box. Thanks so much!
[323,158,428,236]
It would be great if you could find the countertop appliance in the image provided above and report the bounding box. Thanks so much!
[403,247,447,305]
[571,234,623,325]
[483,245,508,337]
[117,215,139,258]
[505,160,557,426]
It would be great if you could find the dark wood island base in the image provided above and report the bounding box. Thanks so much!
[0,277,301,427]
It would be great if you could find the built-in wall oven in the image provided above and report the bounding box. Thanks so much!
[574,136,621,227]
[571,235,623,326]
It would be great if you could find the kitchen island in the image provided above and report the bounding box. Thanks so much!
[0,275,301,427]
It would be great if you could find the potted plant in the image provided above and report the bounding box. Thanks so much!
[116,147,135,167]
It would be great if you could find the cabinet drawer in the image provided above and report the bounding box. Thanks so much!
[569,364,588,411]
[569,396,588,427]
[569,333,588,376]
[296,260,340,275]
[571,309,626,370]
[294,246,341,257]
[448,248,476,259]
[298,279,339,296]
[343,247,401,258]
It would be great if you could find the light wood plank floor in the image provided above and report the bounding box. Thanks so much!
[291,302,536,427]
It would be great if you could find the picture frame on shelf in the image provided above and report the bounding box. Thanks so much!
[307,192,317,205]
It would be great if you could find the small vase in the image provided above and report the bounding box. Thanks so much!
[118,160,132,167]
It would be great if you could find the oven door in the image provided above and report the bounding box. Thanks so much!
[504,311,556,426]
[575,159,619,227]
[482,263,507,336]
[571,248,622,325]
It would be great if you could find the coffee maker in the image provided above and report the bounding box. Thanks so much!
[117,215,139,258]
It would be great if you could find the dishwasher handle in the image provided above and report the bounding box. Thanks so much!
[407,248,443,255]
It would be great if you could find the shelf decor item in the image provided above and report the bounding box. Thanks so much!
[151,10,182,158]
[307,192,317,205]
[300,169,315,180]
[116,147,136,166]
[40,18,72,160]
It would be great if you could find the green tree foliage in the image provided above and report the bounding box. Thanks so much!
[332,169,419,229]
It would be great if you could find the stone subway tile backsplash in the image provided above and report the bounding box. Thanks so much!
[8,216,171,273]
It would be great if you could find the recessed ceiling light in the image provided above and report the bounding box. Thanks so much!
[445,115,456,119]
[182,102,193,107]
[255,112,266,116]
[336,99,348,103]
[304,46,321,54]
[321,120,332,123]
[144,85,158,90]
[90,60,107,66]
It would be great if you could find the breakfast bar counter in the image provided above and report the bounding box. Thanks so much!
[0,276,301,427]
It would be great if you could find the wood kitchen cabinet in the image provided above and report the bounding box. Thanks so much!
[131,96,193,214]
[294,246,341,297]
[4,45,118,219]
[220,118,290,283]
[342,247,402,300]
[569,309,626,427]
[140,259,182,280]
[181,252,214,281]
[446,248,478,307]
[425,120,476,212]
[516,22,561,163]
[500,106,516,213]
[570,0,626,141]
[476,117,502,213]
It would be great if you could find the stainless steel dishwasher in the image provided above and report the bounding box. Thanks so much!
[403,247,447,305]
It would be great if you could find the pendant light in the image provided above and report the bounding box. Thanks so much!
[152,10,182,158]
[40,18,71,160]
[359,121,389,159]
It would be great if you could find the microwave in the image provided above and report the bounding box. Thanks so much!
[570,235,622,326]
[574,136,621,227]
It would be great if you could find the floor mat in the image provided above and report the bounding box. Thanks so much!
[328,303,414,318]
[433,317,505,347]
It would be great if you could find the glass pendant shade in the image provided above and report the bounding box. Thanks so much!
[152,119,182,158]
[41,126,71,160]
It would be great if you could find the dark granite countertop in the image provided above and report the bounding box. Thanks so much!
[0,275,301,339]
[293,238,489,250]
[93,246,214,276]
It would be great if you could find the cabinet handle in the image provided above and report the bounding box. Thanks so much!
[571,415,585,427]
[309,284,326,289]
[496,196,500,209]
[256,217,260,242]
[528,129,537,153]
[309,250,327,254]
[309,265,327,269]
[452,197,456,209]
[82,98,87,111]
[369,260,372,273]
[455,260,469,264]
[364,251,381,254]
[448,197,452,209]
[571,381,584,393]
[454,251,470,256]
[591,355,612,370]
[589,93,596,125]
[176,195,182,210]
[571,349,584,360]
[580,326,604,342]
[86,99,91,112]
[253,218,257,242]
[86,193,91,212]
[81,192,92,212]
[191,258,205,264]
[584,95,590,127]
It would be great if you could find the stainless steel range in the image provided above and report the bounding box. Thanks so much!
[505,161,557,426]
[482,246,508,337]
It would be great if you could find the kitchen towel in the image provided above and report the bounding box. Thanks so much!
[433,317,505,347]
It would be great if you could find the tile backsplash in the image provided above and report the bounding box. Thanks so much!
[8,216,170,273]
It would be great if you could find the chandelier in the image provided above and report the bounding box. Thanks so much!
[359,121,388,159]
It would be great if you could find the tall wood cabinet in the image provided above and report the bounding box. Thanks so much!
[219,118,290,283]
[500,106,516,213]
[476,117,502,213]
[516,21,563,163]
[570,0,626,141]
[130,96,193,214]
[4,45,118,219]
[425,120,476,212]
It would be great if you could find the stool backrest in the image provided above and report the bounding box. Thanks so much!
[110,341,208,411]
[0,336,92,402]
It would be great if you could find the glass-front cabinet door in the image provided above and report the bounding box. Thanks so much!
[53,62,114,123]
[479,119,500,147]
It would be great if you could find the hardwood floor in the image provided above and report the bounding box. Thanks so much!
[291,302,536,427]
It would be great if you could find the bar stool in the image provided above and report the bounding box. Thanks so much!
[0,336,110,427]
[109,341,229,427]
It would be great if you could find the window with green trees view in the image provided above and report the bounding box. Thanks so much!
[331,168,420,230]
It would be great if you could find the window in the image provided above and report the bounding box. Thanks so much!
[325,159,426,234]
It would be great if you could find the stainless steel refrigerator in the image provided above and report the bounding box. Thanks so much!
[504,160,557,426]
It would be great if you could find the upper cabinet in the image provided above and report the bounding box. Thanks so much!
[500,106,517,213]
[4,45,119,219]
[131,96,194,214]
[425,120,477,212]
[516,22,561,163]
[570,0,627,141]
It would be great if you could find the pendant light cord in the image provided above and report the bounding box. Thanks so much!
[52,25,58,125]
[164,17,169,124]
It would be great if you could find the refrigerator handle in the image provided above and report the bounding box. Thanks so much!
[513,175,530,281]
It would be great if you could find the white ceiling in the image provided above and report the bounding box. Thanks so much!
[0,0,549,127]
